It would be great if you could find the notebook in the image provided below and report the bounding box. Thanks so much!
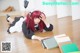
[41,37,58,49]
[61,43,79,53]
[54,34,71,44]
[54,36,71,44]
[54,34,67,38]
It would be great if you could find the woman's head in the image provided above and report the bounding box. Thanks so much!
[31,10,45,24]
[26,10,46,32]
[34,18,40,24]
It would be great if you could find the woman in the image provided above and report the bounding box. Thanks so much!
[6,10,53,41]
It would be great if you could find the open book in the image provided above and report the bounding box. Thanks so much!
[54,34,71,44]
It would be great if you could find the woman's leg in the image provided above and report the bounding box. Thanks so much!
[6,14,14,24]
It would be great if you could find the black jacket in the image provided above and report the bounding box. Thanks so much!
[22,22,53,39]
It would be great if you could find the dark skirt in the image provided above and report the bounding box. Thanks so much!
[7,16,24,33]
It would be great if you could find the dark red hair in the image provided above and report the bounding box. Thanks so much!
[25,10,46,32]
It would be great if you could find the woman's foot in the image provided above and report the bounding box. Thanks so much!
[7,28,11,34]
[6,14,10,22]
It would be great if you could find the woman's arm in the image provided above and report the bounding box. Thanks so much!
[44,24,53,31]
[40,14,53,31]
[43,20,53,31]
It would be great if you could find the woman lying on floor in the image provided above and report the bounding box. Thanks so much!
[6,10,53,41]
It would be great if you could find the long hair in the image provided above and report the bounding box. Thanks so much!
[25,10,46,32]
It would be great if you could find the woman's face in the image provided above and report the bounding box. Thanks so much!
[34,18,40,24]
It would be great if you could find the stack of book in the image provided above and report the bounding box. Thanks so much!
[41,34,71,49]
[41,34,79,53]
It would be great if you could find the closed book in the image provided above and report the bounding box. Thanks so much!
[61,43,79,53]
[68,51,80,53]
[41,37,58,49]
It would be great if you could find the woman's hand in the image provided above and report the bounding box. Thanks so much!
[40,13,50,27]
[40,14,46,21]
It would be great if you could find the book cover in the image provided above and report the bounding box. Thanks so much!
[41,37,58,49]
[61,43,79,53]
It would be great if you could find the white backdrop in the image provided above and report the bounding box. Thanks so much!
[19,0,80,20]
[0,0,80,20]
[18,0,57,17]
[71,0,80,20]
[56,0,71,18]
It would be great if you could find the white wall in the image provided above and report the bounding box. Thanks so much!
[72,0,80,20]
[19,0,57,17]
[0,0,80,20]
[19,0,35,12]
[35,0,57,17]
[56,0,71,18]
[0,0,20,11]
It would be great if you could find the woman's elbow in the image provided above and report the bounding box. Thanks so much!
[45,24,53,31]
[48,24,53,31]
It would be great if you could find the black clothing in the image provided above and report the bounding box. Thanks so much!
[22,22,53,39]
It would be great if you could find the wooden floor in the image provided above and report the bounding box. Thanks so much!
[0,15,80,53]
